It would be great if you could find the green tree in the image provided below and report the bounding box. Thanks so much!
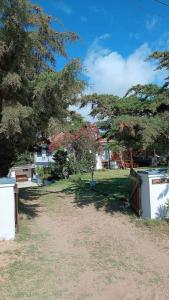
[0,0,84,176]
[51,149,69,179]
[148,51,169,87]
[49,122,99,176]
[80,88,169,167]
[66,111,86,133]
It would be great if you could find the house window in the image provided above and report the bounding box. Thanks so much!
[37,150,42,157]
[46,150,51,157]
[104,150,109,161]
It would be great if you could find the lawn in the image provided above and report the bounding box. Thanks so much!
[63,169,130,213]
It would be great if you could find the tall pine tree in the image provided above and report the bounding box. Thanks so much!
[0,0,84,175]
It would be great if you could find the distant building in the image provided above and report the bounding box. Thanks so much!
[34,144,54,167]
[95,138,115,170]
[9,164,35,182]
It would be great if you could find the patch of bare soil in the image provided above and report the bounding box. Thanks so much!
[0,241,20,268]
[34,191,169,300]
[1,189,169,300]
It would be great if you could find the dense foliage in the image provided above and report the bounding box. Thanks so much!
[50,149,69,179]
[81,81,169,164]
[14,151,33,166]
[0,0,84,175]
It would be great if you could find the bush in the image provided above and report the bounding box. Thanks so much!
[14,151,33,166]
[36,166,50,184]
[69,174,82,183]
[69,174,86,188]
[51,149,70,179]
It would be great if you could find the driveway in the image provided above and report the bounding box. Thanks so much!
[17,181,39,189]
[0,184,169,299]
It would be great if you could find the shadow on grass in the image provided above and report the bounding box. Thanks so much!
[19,187,42,219]
[62,176,131,214]
[18,186,66,219]
[18,174,132,217]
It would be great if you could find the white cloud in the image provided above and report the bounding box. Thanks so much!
[55,1,73,15]
[146,16,158,31]
[97,33,112,41]
[83,37,162,97]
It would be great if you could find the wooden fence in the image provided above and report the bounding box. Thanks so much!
[129,169,141,217]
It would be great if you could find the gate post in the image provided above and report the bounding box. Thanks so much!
[15,185,19,233]
[129,169,141,216]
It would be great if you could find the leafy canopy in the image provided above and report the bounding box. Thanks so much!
[80,82,169,156]
[0,0,84,175]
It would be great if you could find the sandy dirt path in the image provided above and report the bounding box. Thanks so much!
[1,188,169,299]
[34,191,169,300]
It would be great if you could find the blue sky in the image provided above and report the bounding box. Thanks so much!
[33,0,169,117]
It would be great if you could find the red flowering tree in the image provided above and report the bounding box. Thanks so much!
[49,123,101,175]
[49,132,71,153]
[68,124,100,174]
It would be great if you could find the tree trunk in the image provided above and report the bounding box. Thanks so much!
[119,151,125,169]
[108,149,111,169]
[130,148,134,169]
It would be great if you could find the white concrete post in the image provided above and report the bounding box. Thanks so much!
[0,180,16,240]
[138,170,169,219]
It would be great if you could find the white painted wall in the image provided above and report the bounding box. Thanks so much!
[110,161,118,169]
[0,184,15,240]
[139,172,169,219]
[96,153,102,170]
[149,176,169,219]
[10,170,16,178]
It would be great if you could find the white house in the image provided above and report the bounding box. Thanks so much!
[34,137,118,171]
[34,144,54,167]
[95,138,119,170]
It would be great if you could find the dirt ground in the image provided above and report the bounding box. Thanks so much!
[1,186,169,299]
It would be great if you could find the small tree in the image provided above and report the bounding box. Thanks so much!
[49,123,100,179]
[51,149,69,179]
[68,124,100,180]
[36,166,50,185]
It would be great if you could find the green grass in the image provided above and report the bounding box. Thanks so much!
[19,169,169,227]
[22,169,131,215]
[133,218,169,235]
[61,169,131,213]
[16,219,31,241]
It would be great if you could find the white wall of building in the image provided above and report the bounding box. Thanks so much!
[96,153,102,170]
[10,170,16,178]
